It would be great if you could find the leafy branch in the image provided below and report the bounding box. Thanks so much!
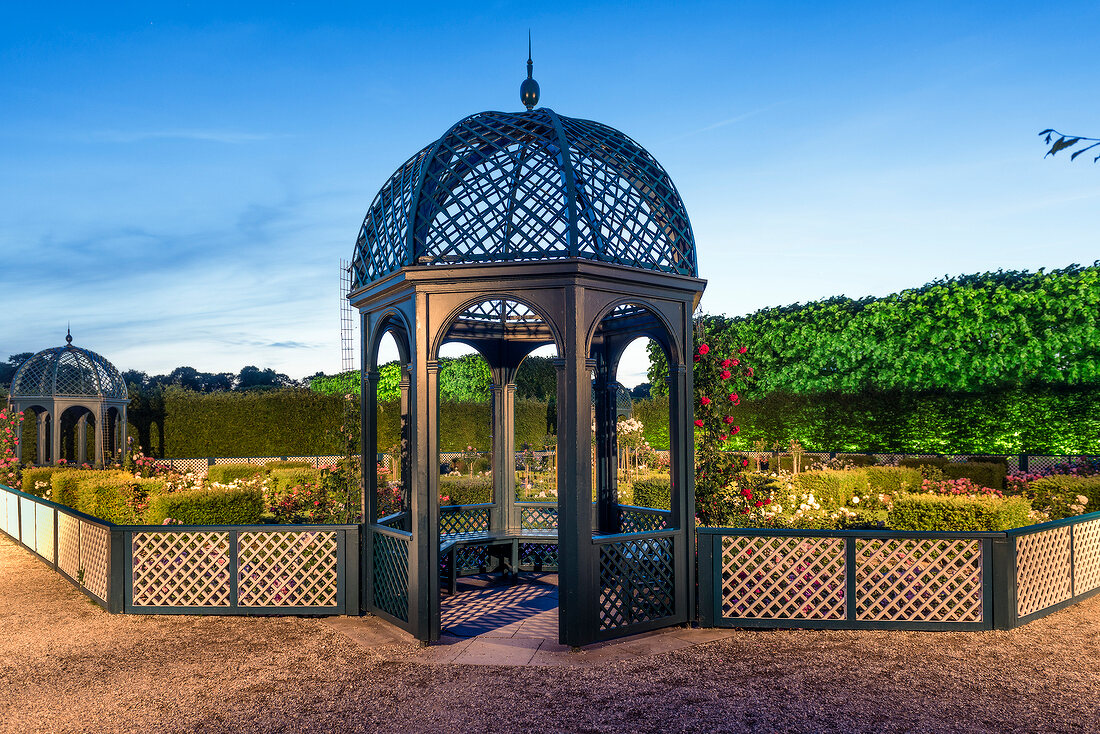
[1040,129,1100,163]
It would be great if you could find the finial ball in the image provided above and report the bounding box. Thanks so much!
[520,77,540,111]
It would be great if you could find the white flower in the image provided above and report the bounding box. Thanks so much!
[799,503,809,511]
[851,496,860,504]
[1076,495,1089,506]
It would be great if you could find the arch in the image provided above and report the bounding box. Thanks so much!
[586,298,684,370]
[366,308,414,370]
[430,293,565,364]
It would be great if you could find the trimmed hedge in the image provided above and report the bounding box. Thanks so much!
[55,471,166,525]
[207,464,264,484]
[887,494,1032,531]
[864,466,923,496]
[268,467,321,492]
[632,475,671,510]
[943,461,1006,491]
[792,470,869,509]
[1028,475,1100,518]
[21,467,59,498]
[145,486,264,525]
[439,476,493,505]
[264,460,313,471]
[899,456,949,470]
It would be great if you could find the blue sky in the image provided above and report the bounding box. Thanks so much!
[2,1,1098,387]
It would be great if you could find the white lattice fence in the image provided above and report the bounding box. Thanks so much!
[238,531,340,607]
[20,496,35,549]
[720,536,846,620]
[1015,527,1072,618]
[58,512,80,580]
[3,492,16,537]
[1072,518,1100,596]
[35,504,55,564]
[132,531,231,607]
[80,520,111,601]
[855,539,983,622]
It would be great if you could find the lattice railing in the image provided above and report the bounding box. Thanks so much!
[57,512,80,580]
[721,536,846,620]
[35,503,55,564]
[238,531,339,607]
[598,535,675,631]
[519,542,558,571]
[20,496,35,549]
[439,506,490,536]
[1015,526,1073,618]
[131,531,231,607]
[1073,518,1100,596]
[80,520,111,602]
[855,538,983,622]
[619,507,669,533]
[520,505,557,530]
[373,531,409,622]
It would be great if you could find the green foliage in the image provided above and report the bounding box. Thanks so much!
[632,396,670,450]
[792,470,869,509]
[207,464,264,483]
[64,471,164,524]
[899,456,949,470]
[268,467,320,493]
[146,486,264,525]
[263,460,313,471]
[51,471,84,507]
[887,494,1032,531]
[864,466,924,496]
[631,475,671,510]
[652,264,1100,397]
[1026,476,1100,520]
[439,476,493,505]
[21,467,59,498]
[836,453,876,466]
[943,462,1006,491]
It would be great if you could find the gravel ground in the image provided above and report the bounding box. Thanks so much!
[2,533,1099,734]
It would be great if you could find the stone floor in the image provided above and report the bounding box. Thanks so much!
[325,572,738,666]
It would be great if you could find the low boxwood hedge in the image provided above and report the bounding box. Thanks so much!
[207,464,264,484]
[145,486,264,525]
[887,493,1031,531]
[631,475,671,510]
[944,461,1006,491]
[439,476,493,505]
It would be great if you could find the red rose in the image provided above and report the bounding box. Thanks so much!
[698,343,710,355]
[719,434,728,441]
[721,359,732,369]
[764,498,772,505]
[693,354,701,363]
[720,370,731,379]
[738,346,747,354]
[731,426,740,435]
[694,419,704,427]
[723,415,735,424]
[754,500,763,508]
[730,358,740,367]
[728,393,739,404]
[746,367,754,378]
[700,396,711,406]
[741,458,749,467]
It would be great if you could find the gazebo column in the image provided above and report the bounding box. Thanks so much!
[121,405,129,464]
[557,293,596,647]
[489,381,517,532]
[76,414,89,465]
[398,371,411,530]
[93,408,105,466]
[593,361,620,535]
[13,406,22,463]
[51,411,62,467]
[410,351,440,642]
[37,412,49,465]
[363,369,380,524]
[667,360,694,618]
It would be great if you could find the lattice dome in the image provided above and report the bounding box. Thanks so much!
[10,343,127,400]
[351,108,697,287]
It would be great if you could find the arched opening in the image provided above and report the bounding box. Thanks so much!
[58,405,97,466]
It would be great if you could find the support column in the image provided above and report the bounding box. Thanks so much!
[93,408,105,466]
[363,369,380,524]
[593,364,620,534]
[37,413,48,465]
[121,406,129,464]
[51,411,62,467]
[76,414,88,465]
[410,334,440,642]
[668,355,694,621]
[398,371,411,531]
[489,382,517,532]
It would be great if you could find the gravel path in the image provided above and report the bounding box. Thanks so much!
[2,533,1099,734]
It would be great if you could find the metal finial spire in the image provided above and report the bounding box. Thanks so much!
[66,323,72,345]
[520,30,540,111]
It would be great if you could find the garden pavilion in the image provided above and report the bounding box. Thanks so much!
[8,330,130,467]
[348,59,705,647]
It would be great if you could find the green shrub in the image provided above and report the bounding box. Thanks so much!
[62,471,165,524]
[439,476,493,505]
[21,467,59,498]
[145,486,264,525]
[51,471,84,507]
[899,456,948,470]
[207,464,264,483]
[268,467,321,493]
[264,460,313,471]
[864,466,923,496]
[1026,476,1100,520]
[887,494,1031,531]
[632,475,671,510]
[967,455,1009,468]
[792,470,870,509]
[944,462,1006,491]
[836,453,876,467]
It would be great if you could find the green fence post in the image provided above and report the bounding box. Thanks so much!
[991,535,1016,630]
[108,527,126,614]
[345,526,360,616]
[697,531,715,627]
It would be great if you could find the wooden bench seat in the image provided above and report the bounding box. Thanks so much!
[439,529,557,595]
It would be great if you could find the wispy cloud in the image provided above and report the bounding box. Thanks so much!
[89,129,291,144]
[669,102,788,141]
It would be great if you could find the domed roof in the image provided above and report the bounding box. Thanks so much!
[351,108,696,288]
[10,338,127,400]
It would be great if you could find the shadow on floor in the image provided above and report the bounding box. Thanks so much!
[441,572,558,638]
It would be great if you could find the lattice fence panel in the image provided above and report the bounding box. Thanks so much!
[620,508,669,533]
[4,492,16,537]
[165,458,209,475]
[720,536,846,620]
[80,520,111,601]
[519,542,558,570]
[520,506,557,530]
[373,532,409,622]
[454,545,490,574]
[35,504,55,564]
[20,496,35,548]
[314,455,343,468]
[58,512,80,579]
[855,539,983,622]
[1073,518,1100,596]
[440,508,490,536]
[1016,527,1072,617]
[237,531,339,607]
[598,536,675,631]
[131,532,231,607]
[1028,456,1072,474]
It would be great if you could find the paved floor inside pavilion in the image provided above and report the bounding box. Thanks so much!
[325,572,737,666]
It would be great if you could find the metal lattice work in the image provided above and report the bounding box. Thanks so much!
[439,507,491,536]
[519,542,558,570]
[35,504,54,564]
[855,539,983,623]
[238,531,340,607]
[454,545,491,575]
[351,109,696,288]
[131,532,231,607]
[520,506,558,530]
[1016,527,1072,617]
[80,520,111,601]
[619,507,669,533]
[598,536,675,631]
[1073,518,1100,596]
[58,512,80,580]
[10,344,127,399]
[720,536,846,620]
[373,532,409,622]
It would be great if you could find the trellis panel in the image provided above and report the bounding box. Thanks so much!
[520,505,557,530]
[237,531,339,607]
[58,512,80,580]
[720,536,846,620]
[1015,527,1072,618]
[1072,518,1100,596]
[131,531,231,607]
[439,507,490,536]
[372,531,409,622]
[20,496,35,548]
[79,520,111,602]
[855,538,983,622]
[35,504,55,564]
[598,535,675,631]
[619,507,669,533]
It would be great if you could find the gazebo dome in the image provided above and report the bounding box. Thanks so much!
[351,108,697,288]
[10,339,127,400]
